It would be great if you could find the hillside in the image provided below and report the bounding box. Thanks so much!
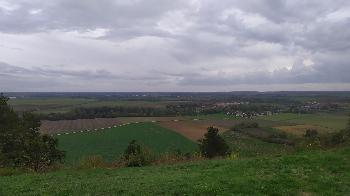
[1,147,349,195]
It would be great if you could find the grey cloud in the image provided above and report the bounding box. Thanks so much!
[0,62,170,83]
[175,59,350,86]
[0,62,176,91]
[0,62,113,79]
[1,0,350,91]
[0,0,185,34]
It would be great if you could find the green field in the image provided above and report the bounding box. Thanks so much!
[257,113,348,130]
[56,122,197,163]
[8,98,93,106]
[8,98,95,114]
[1,147,349,195]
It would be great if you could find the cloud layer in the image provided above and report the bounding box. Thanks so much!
[0,0,349,91]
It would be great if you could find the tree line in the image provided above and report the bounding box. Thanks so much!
[40,103,218,120]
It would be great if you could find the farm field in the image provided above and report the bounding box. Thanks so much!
[55,122,197,163]
[1,147,349,195]
[257,113,348,130]
[78,100,179,109]
[9,98,182,114]
[158,120,226,141]
[38,111,349,142]
[40,118,121,134]
[196,113,348,137]
[275,125,332,136]
[39,117,190,134]
[118,116,188,123]
[8,98,94,113]
[39,115,319,140]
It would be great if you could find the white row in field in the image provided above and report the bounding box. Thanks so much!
[52,119,200,136]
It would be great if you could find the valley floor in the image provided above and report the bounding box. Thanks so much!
[1,147,349,195]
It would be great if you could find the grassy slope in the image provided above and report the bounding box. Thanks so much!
[222,131,293,157]
[56,122,197,163]
[1,147,349,195]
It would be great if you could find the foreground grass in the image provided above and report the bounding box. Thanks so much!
[1,147,349,195]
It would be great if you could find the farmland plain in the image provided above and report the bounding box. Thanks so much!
[55,122,197,163]
[256,113,348,130]
[40,118,122,134]
[9,97,187,114]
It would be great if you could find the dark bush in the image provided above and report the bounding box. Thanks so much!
[304,129,319,139]
[301,129,321,149]
[198,127,230,158]
[231,122,259,132]
[122,140,153,167]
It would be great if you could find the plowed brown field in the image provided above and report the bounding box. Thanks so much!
[158,120,227,141]
[40,118,121,134]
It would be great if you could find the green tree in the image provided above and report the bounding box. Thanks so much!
[198,127,230,158]
[123,140,153,167]
[0,94,64,171]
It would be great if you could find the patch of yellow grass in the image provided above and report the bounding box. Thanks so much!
[275,125,331,137]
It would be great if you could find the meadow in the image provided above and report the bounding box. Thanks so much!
[1,147,349,195]
[257,113,348,130]
[55,122,197,163]
[196,112,348,135]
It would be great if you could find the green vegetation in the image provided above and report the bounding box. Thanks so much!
[56,122,197,163]
[1,147,349,195]
[194,113,241,120]
[198,127,230,158]
[122,140,153,167]
[0,96,64,171]
[223,132,293,157]
[257,113,348,130]
[9,98,185,115]
[8,98,93,106]
[198,113,349,132]
[224,122,293,157]
[9,98,94,114]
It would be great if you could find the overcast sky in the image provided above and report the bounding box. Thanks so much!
[0,0,349,92]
